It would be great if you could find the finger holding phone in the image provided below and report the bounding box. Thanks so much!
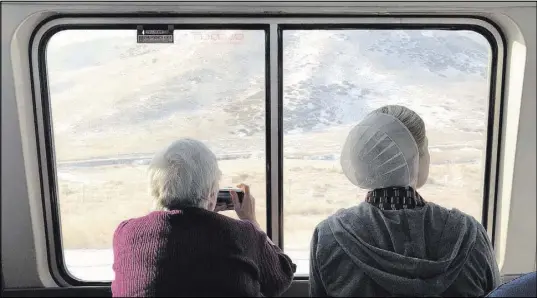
[231,184,260,229]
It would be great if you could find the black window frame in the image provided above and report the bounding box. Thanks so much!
[277,22,503,252]
[29,14,505,286]
[34,21,272,287]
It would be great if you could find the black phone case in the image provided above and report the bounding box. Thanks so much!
[216,190,244,210]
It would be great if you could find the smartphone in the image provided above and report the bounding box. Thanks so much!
[216,188,244,210]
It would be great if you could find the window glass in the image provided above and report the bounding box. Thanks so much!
[47,29,267,281]
[282,29,492,275]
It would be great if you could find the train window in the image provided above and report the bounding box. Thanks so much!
[281,29,493,275]
[45,29,267,281]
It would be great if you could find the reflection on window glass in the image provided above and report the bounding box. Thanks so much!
[47,29,266,281]
[282,30,491,275]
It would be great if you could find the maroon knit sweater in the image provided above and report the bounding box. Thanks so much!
[111,208,296,297]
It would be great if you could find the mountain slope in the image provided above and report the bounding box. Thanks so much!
[46,29,491,160]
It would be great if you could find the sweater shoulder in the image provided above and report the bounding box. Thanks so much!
[113,211,176,242]
[113,209,264,246]
[191,209,261,235]
[316,203,369,230]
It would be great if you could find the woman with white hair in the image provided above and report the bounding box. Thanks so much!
[309,105,500,297]
[112,138,296,297]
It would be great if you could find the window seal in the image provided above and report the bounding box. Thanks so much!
[29,14,505,286]
[33,22,271,287]
[276,21,506,257]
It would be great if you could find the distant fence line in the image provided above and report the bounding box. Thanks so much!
[57,143,482,170]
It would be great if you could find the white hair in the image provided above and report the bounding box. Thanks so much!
[341,105,429,190]
[148,139,221,210]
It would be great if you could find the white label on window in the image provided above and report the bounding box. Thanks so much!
[137,35,173,44]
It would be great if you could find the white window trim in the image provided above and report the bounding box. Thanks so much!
[28,16,504,285]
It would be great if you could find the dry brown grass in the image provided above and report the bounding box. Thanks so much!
[58,154,483,250]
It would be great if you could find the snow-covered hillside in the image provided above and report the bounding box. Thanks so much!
[46,29,491,160]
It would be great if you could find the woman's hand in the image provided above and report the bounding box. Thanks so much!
[231,184,258,225]
[214,203,228,213]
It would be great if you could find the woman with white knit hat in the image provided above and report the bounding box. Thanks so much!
[309,105,500,297]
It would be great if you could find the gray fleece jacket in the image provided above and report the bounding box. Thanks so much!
[309,202,500,297]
